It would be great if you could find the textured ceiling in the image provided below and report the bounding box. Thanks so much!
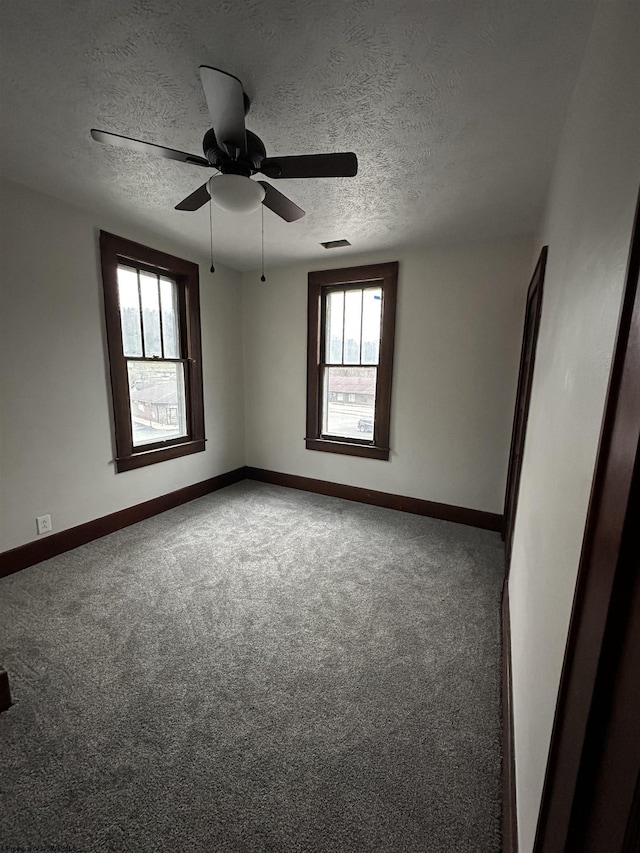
[0,0,595,271]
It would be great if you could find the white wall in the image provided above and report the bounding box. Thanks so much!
[508,1,640,849]
[242,237,533,514]
[0,179,245,552]
[0,181,533,553]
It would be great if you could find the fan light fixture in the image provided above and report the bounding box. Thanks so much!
[206,174,265,214]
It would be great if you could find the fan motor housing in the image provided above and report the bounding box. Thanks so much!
[203,129,266,177]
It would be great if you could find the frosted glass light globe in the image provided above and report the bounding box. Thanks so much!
[206,174,265,214]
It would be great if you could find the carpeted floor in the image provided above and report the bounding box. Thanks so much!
[0,481,504,852]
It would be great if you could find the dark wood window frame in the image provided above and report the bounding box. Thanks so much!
[99,231,205,473]
[306,261,398,461]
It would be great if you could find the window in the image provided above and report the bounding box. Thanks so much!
[306,261,398,460]
[99,231,205,472]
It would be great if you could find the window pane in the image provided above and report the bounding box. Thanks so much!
[140,271,162,357]
[323,366,376,439]
[117,265,143,357]
[160,276,180,358]
[343,289,363,364]
[325,290,344,364]
[127,360,187,446]
[362,287,382,364]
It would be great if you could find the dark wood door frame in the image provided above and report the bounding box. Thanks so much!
[503,246,548,567]
[534,187,640,852]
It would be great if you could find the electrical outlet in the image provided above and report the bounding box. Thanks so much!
[36,515,52,535]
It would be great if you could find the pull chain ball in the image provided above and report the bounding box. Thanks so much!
[261,274,266,282]
[210,265,215,274]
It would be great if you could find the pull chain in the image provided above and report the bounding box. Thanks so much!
[209,202,215,274]
[260,204,266,282]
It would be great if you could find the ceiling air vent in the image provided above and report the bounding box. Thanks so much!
[320,239,351,249]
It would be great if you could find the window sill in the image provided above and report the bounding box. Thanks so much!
[305,437,389,460]
[116,439,206,473]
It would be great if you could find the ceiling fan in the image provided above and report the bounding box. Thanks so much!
[91,66,358,222]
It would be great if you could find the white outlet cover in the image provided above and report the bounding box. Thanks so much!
[36,515,52,535]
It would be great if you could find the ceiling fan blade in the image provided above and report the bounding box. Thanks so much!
[175,183,211,211]
[199,66,247,159]
[258,182,305,222]
[260,152,358,179]
[90,129,210,166]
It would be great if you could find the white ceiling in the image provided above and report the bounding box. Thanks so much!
[0,0,595,272]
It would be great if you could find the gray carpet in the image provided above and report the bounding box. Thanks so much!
[0,481,504,852]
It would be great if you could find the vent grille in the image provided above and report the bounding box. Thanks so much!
[320,239,351,249]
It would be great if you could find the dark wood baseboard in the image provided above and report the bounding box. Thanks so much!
[245,467,503,531]
[0,467,246,578]
[502,579,519,852]
[0,669,12,713]
[0,465,502,578]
